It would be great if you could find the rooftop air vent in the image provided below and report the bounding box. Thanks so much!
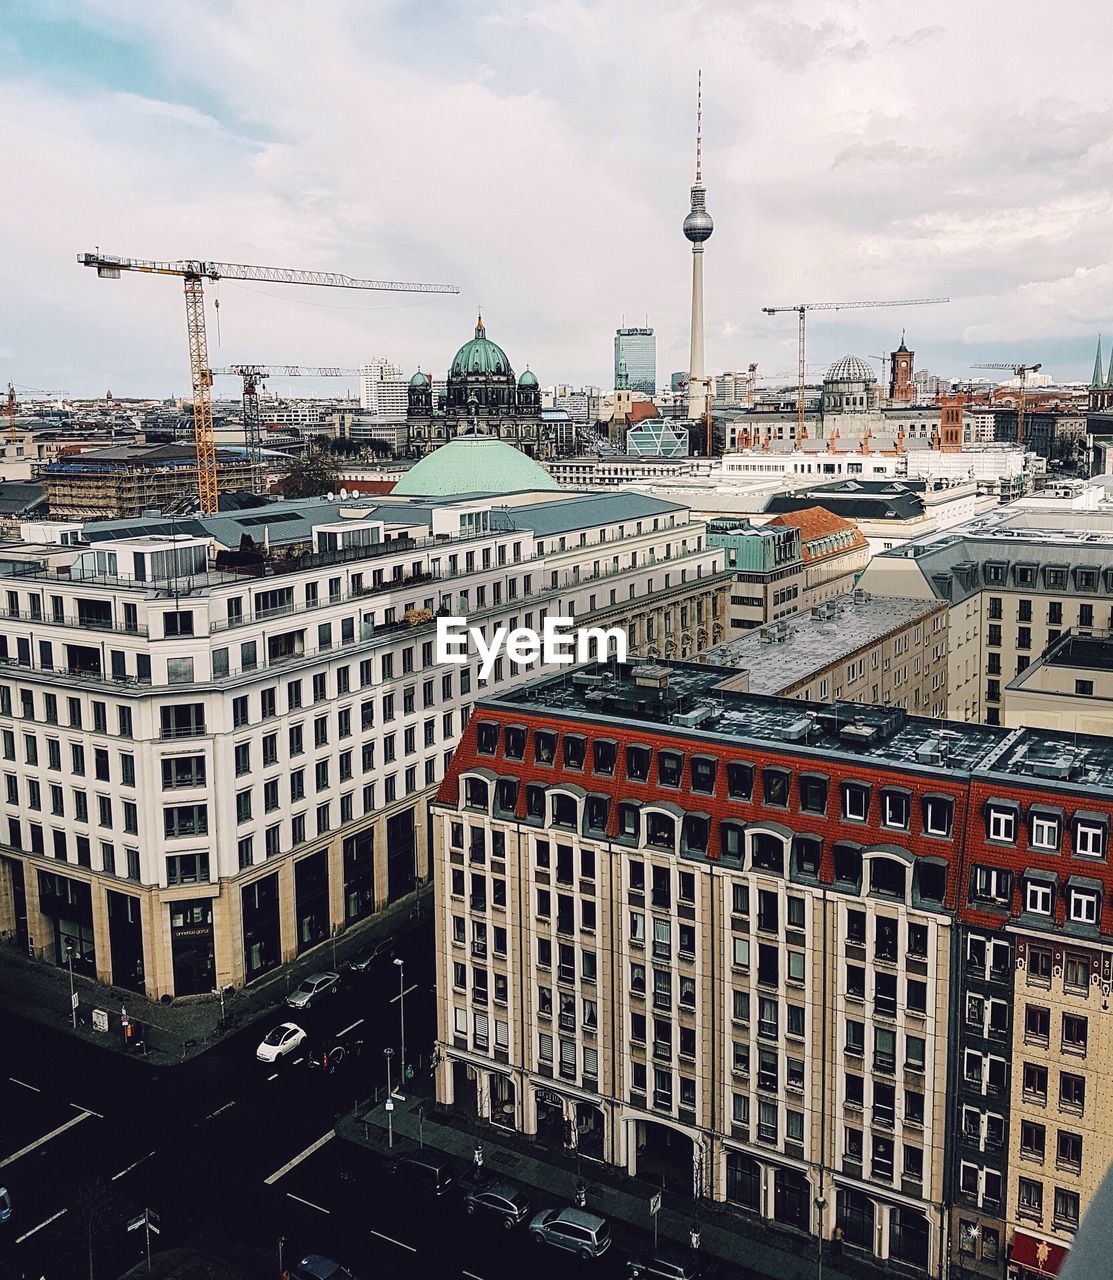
[634,665,671,689]
[672,704,715,728]
[915,739,944,766]
[780,717,812,742]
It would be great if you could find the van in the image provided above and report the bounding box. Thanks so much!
[388,1152,456,1196]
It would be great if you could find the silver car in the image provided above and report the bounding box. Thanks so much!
[529,1207,612,1259]
[286,971,341,1010]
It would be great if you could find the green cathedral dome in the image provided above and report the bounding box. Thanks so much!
[393,435,558,497]
[450,314,513,378]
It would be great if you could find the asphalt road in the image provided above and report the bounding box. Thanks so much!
[0,922,691,1280]
[0,922,444,1280]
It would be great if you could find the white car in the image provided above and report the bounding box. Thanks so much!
[256,1022,307,1063]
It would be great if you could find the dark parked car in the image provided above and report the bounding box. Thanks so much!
[308,1038,363,1074]
[287,1254,361,1280]
[627,1254,700,1280]
[463,1179,532,1229]
[347,937,394,972]
[388,1152,456,1196]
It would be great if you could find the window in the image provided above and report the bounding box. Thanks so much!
[1060,1073,1085,1112]
[727,761,753,800]
[881,790,909,830]
[924,796,953,837]
[1069,889,1100,925]
[1057,1131,1082,1171]
[1025,1006,1050,1044]
[1018,1178,1042,1216]
[1031,812,1061,852]
[799,775,827,814]
[762,768,789,807]
[972,866,1012,905]
[843,782,869,822]
[1054,1188,1080,1227]
[1075,819,1106,858]
[1025,880,1054,916]
[1020,1120,1045,1159]
[1062,1014,1088,1054]
[987,806,1017,843]
[1023,1063,1048,1102]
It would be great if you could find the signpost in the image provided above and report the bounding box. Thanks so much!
[127,1207,159,1274]
[649,1190,662,1250]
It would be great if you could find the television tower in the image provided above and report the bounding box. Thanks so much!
[683,70,713,423]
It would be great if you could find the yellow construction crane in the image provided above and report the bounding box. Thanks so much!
[970,362,1042,445]
[209,365,359,474]
[79,253,458,514]
[761,297,950,437]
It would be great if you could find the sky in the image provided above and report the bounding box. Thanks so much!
[2,0,1111,400]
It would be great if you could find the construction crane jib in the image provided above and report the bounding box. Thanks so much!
[971,362,1042,446]
[209,366,361,473]
[79,253,458,514]
[761,297,949,439]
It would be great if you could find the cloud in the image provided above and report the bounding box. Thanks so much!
[1,0,1110,393]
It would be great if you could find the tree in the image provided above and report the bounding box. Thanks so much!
[276,448,341,499]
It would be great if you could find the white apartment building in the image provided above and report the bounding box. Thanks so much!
[0,487,728,1001]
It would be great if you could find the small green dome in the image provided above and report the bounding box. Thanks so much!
[409,370,429,387]
[393,436,558,497]
[450,314,512,379]
[519,368,538,387]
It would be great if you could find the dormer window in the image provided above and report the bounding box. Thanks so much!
[586,795,609,833]
[727,761,754,801]
[1024,880,1054,916]
[691,756,717,795]
[534,730,556,766]
[1068,888,1100,925]
[626,744,651,783]
[495,778,518,814]
[592,739,616,777]
[762,768,790,808]
[987,805,1017,844]
[1030,811,1061,853]
[799,775,828,815]
[658,750,683,788]
[476,721,499,755]
[923,796,953,838]
[881,790,910,831]
[551,794,578,829]
[842,782,870,823]
[505,726,527,760]
[563,735,586,770]
[1074,816,1107,858]
[646,812,676,850]
[464,777,489,811]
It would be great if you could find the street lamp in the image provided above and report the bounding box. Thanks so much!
[814,1194,827,1280]
[394,956,407,1080]
[383,1048,395,1148]
[65,937,77,1028]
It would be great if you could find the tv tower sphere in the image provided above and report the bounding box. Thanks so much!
[683,192,714,243]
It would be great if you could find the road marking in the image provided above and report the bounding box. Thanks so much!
[9,1077,40,1093]
[370,1228,416,1252]
[337,1018,364,1036]
[1,1110,92,1168]
[263,1129,335,1185]
[287,1192,330,1214]
[16,1207,67,1242]
[267,1072,279,1082]
[291,1056,305,1065]
[69,1102,105,1119]
[463,1271,486,1280]
[111,1150,156,1181]
[205,1101,236,1120]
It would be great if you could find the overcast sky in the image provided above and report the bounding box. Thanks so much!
[3,0,1111,399]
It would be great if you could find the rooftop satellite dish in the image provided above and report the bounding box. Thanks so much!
[340,487,349,500]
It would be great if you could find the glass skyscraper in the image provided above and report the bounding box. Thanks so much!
[614,327,656,395]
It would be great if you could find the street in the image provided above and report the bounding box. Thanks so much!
[0,924,706,1280]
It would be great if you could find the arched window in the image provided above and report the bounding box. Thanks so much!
[464,777,489,811]
[751,832,784,874]
[868,856,906,899]
[551,793,578,830]
[645,812,676,850]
